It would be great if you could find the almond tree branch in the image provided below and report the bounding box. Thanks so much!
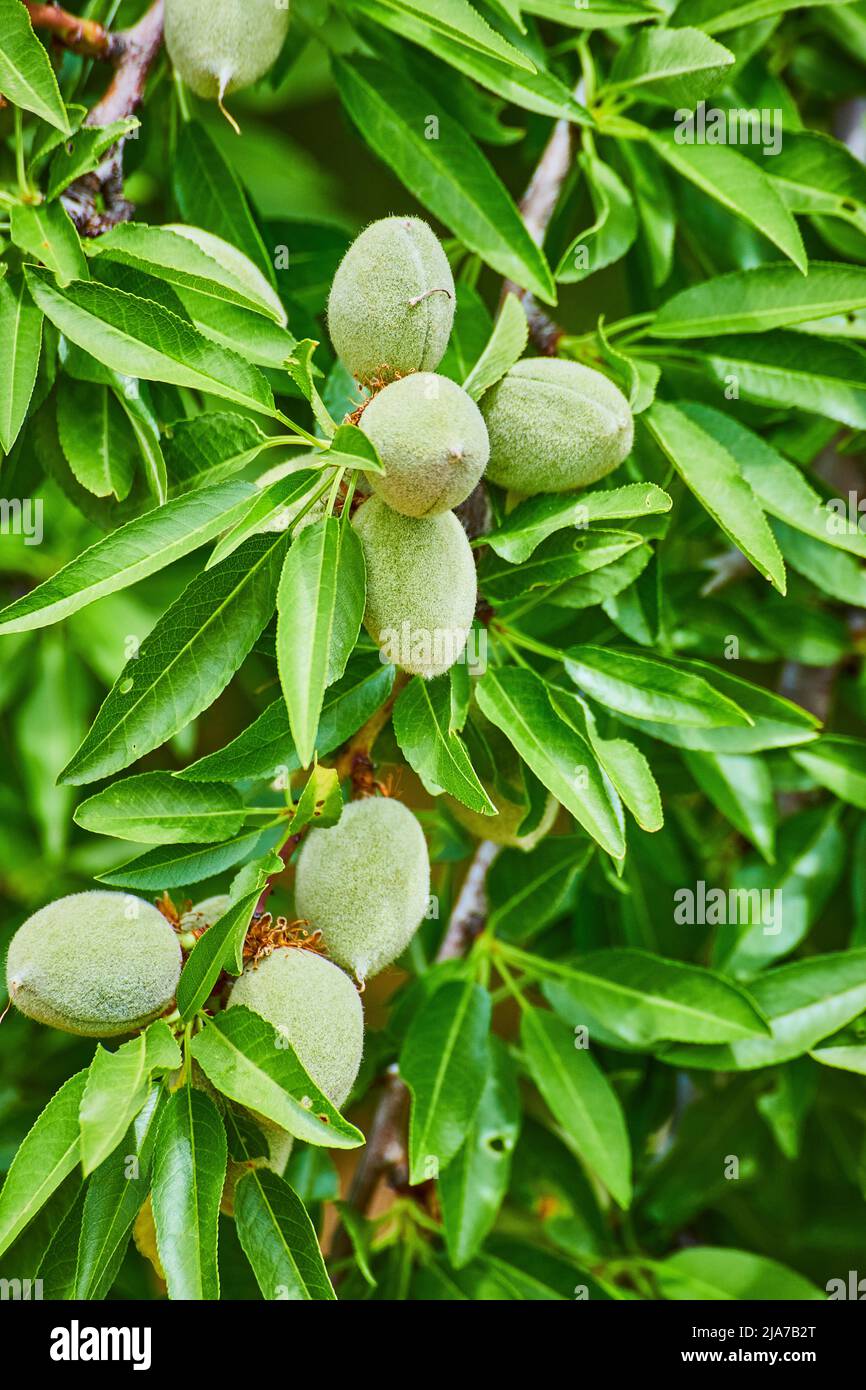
[503,114,573,355]
[330,838,499,1268]
[61,0,165,237]
[24,3,118,58]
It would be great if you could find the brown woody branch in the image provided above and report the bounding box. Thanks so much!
[503,114,573,356]
[25,3,118,58]
[330,838,499,1268]
[61,1,165,237]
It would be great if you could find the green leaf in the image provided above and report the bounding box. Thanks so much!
[91,223,285,321]
[349,0,592,122]
[619,139,675,289]
[376,0,535,69]
[325,422,385,474]
[164,412,271,494]
[563,645,751,728]
[550,687,663,832]
[654,262,866,337]
[74,1086,164,1300]
[179,654,395,783]
[556,152,637,284]
[607,26,735,106]
[79,1024,180,1177]
[650,132,806,273]
[60,531,287,785]
[98,826,278,890]
[287,762,343,833]
[476,665,626,858]
[791,737,866,810]
[674,0,845,34]
[113,377,169,504]
[674,406,866,558]
[176,882,265,1020]
[480,529,645,603]
[45,118,137,199]
[151,1087,226,1300]
[482,483,672,564]
[682,749,777,861]
[462,292,528,400]
[234,1170,336,1300]
[276,518,366,769]
[206,469,322,569]
[333,56,556,304]
[439,1040,520,1268]
[774,519,866,605]
[0,273,42,453]
[540,949,769,1047]
[393,675,496,814]
[487,836,592,943]
[10,201,87,285]
[56,378,137,500]
[520,1008,631,1208]
[0,481,257,635]
[75,772,247,844]
[684,332,866,428]
[25,267,278,419]
[664,948,866,1070]
[0,0,70,132]
[0,1070,86,1258]
[173,122,276,289]
[518,0,662,29]
[658,1246,823,1300]
[713,805,845,974]
[402,980,492,1185]
[615,660,820,754]
[644,401,786,592]
[190,1007,364,1149]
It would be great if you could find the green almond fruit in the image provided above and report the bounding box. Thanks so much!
[295,797,430,981]
[327,217,455,385]
[352,496,477,678]
[361,373,489,517]
[481,358,634,495]
[165,0,290,102]
[6,891,181,1037]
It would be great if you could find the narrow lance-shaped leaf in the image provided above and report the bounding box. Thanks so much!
[277,518,366,768]
[649,132,807,273]
[0,1070,87,1259]
[79,1023,181,1177]
[653,263,866,338]
[75,772,248,845]
[234,1170,337,1301]
[10,201,87,286]
[25,267,278,420]
[463,292,528,400]
[333,56,556,304]
[75,1087,165,1300]
[476,664,626,859]
[0,0,70,132]
[644,401,786,593]
[0,274,43,453]
[520,1008,632,1209]
[0,481,257,636]
[393,675,497,815]
[190,1007,365,1149]
[151,1087,227,1301]
[60,531,288,785]
[401,980,492,1185]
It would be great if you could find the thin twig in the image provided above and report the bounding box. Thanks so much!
[329,839,499,1266]
[24,3,117,58]
[503,115,574,355]
[61,0,165,236]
